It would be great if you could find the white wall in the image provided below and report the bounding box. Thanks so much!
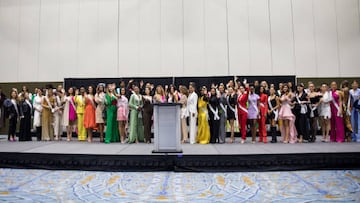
[0,0,359,82]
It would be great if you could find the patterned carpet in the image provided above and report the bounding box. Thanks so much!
[0,169,359,202]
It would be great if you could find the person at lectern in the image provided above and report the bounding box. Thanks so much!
[153,85,166,103]
[128,85,144,144]
[187,82,198,144]
[104,83,119,143]
[197,86,210,144]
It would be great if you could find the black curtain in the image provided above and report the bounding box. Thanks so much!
[64,77,173,90]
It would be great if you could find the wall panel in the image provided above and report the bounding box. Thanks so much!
[313,0,339,77]
[58,0,79,79]
[0,0,359,82]
[183,0,205,76]
[138,0,161,76]
[38,0,60,81]
[78,0,98,77]
[269,0,295,75]
[204,0,228,76]
[17,0,40,82]
[0,0,20,82]
[335,0,360,77]
[160,0,183,76]
[227,0,251,75]
[292,0,317,77]
[248,0,272,75]
[118,0,139,77]
[98,0,118,77]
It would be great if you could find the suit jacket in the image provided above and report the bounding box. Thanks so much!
[187,92,198,117]
[6,102,19,119]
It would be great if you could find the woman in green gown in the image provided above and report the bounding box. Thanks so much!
[104,83,119,143]
[128,85,144,143]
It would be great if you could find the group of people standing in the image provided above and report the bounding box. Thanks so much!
[0,79,359,145]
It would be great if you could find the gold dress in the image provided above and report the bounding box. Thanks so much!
[197,96,210,144]
[41,96,55,141]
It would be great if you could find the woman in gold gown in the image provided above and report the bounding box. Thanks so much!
[197,86,210,144]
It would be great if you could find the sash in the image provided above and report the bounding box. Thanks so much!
[268,96,278,121]
[248,95,258,115]
[238,103,248,114]
[69,96,76,111]
[296,94,307,114]
[237,94,248,114]
[88,95,96,109]
[219,103,227,118]
[309,96,317,118]
[208,104,220,120]
[25,99,32,112]
[331,92,342,117]
[45,96,55,113]
[11,99,19,117]
[226,95,236,114]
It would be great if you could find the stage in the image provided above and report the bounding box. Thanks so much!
[0,135,359,172]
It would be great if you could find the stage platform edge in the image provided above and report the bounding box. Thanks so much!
[0,152,359,172]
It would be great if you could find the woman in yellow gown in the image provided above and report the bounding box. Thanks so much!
[197,86,210,144]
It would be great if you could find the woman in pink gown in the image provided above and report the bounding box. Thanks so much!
[278,85,297,144]
[330,81,345,142]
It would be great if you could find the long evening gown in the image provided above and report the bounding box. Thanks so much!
[128,93,144,143]
[330,90,345,142]
[19,100,32,141]
[42,96,55,141]
[208,95,220,143]
[105,93,119,143]
[197,96,210,144]
[142,96,153,143]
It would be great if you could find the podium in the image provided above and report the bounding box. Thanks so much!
[152,103,182,153]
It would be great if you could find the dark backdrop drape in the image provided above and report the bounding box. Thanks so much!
[64,76,296,91]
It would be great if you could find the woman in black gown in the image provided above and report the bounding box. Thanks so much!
[19,92,33,141]
[142,87,153,143]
